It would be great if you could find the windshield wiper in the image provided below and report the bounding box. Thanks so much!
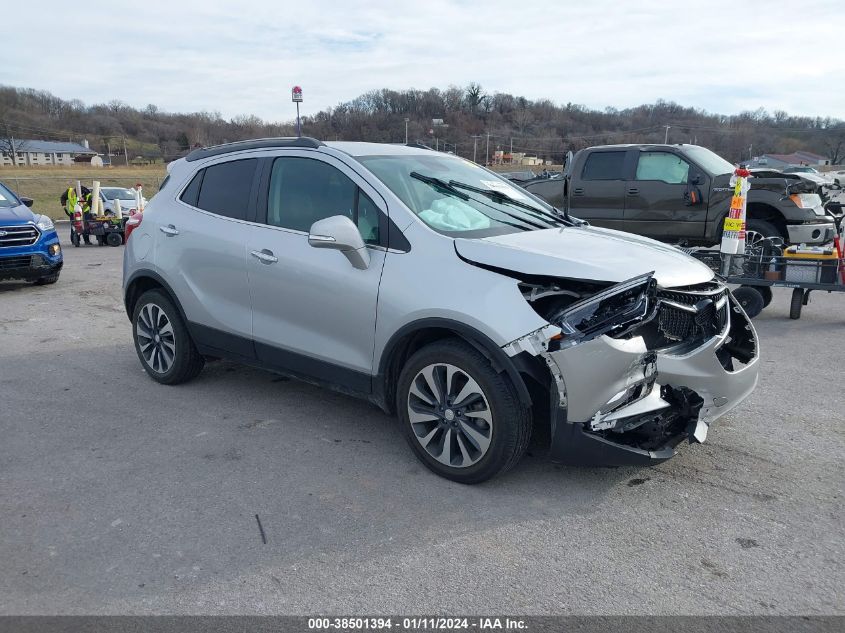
[410,172,469,200]
[447,180,565,226]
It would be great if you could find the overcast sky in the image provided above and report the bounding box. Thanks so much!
[4,0,844,121]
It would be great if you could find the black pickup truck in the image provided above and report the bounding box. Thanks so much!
[521,144,838,247]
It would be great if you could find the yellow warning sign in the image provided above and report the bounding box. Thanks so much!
[723,218,744,232]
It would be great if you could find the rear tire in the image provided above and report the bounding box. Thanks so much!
[758,286,773,308]
[396,339,531,484]
[132,289,204,384]
[732,286,765,318]
[106,232,122,247]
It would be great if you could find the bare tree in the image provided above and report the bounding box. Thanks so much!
[822,126,845,165]
[0,125,27,167]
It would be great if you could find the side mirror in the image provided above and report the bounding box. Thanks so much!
[308,215,370,270]
[20,196,34,208]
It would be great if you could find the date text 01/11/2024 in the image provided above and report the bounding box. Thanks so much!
[307,617,528,630]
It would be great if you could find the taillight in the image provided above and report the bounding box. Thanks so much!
[125,213,143,241]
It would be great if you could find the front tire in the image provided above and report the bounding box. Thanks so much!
[745,219,783,250]
[132,289,204,384]
[396,339,531,484]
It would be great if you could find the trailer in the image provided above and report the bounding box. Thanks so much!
[689,241,844,320]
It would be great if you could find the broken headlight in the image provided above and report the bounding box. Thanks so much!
[550,273,657,348]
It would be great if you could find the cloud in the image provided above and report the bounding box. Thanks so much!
[2,0,844,121]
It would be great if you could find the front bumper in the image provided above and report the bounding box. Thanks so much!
[0,230,63,281]
[786,220,836,245]
[545,293,759,466]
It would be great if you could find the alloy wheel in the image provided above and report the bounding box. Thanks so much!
[136,303,176,374]
[744,230,765,254]
[407,363,493,468]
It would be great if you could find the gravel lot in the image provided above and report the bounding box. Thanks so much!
[1,231,843,615]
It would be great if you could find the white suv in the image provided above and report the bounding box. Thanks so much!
[123,138,759,483]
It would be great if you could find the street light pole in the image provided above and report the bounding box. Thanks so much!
[404,118,409,145]
[663,125,670,144]
[485,133,490,166]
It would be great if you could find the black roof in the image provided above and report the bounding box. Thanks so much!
[185,137,324,162]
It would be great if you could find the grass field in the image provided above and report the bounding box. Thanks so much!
[0,166,167,219]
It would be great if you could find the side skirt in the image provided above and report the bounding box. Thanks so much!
[187,321,374,402]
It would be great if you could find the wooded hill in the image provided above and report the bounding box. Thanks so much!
[2,83,844,165]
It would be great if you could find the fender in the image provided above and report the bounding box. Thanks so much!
[376,317,534,410]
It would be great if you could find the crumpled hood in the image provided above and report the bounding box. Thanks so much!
[454,226,715,288]
[0,205,36,224]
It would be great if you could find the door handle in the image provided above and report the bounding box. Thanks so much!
[250,249,278,264]
[626,187,639,195]
[572,187,584,196]
[159,224,179,236]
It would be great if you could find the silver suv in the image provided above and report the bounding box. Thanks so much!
[123,138,759,483]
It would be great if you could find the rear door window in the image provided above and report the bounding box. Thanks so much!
[195,158,258,220]
[581,151,627,180]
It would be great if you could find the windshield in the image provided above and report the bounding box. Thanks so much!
[102,188,138,200]
[786,166,815,173]
[357,154,562,237]
[0,182,20,208]
[683,145,735,176]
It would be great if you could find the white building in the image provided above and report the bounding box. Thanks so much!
[1,140,97,167]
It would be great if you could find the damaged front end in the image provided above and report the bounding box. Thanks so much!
[503,273,760,466]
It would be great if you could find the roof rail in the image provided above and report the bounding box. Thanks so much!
[185,137,324,162]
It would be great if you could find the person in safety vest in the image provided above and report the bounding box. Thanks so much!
[79,189,94,245]
[63,187,78,240]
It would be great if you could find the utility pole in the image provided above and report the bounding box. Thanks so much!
[122,136,129,166]
[663,126,670,144]
[404,118,409,145]
[510,137,513,159]
[471,135,481,163]
[485,133,490,166]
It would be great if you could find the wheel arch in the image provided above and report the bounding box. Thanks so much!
[374,318,541,414]
[745,201,787,238]
[124,270,188,325]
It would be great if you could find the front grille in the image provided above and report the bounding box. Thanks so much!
[0,225,39,247]
[0,255,33,270]
[657,283,728,342]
